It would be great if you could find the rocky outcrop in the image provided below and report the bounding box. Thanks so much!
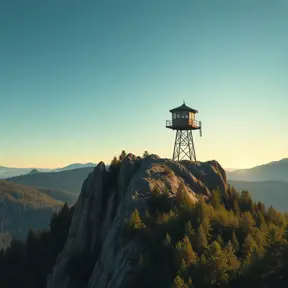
[47,154,228,288]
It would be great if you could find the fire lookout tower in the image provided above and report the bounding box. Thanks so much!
[166,102,202,161]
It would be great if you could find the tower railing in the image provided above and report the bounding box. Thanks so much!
[166,119,200,128]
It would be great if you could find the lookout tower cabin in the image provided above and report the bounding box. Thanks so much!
[166,102,201,131]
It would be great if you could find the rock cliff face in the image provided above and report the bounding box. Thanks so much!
[47,154,228,288]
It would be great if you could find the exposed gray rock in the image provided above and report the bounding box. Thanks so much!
[47,154,228,288]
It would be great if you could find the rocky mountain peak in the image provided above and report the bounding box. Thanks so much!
[47,154,228,288]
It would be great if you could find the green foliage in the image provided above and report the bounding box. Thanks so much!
[119,150,127,161]
[108,150,133,186]
[126,183,288,288]
[0,180,64,240]
[127,209,146,229]
[176,235,197,266]
[204,240,230,285]
[0,180,62,208]
[210,188,222,209]
[195,224,208,253]
[231,230,240,252]
[0,203,73,288]
[172,275,190,288]
[142,151,150,158]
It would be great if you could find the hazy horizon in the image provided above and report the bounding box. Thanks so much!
[1,156,287,171]
[1,0,287,169]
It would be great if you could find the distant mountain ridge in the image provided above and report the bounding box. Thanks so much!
[0,163,97,179]
[227,158,288,182]
[7,167,95,195]
[53,162,96,172]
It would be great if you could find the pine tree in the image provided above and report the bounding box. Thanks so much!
[119,150,127,162]
[109,156,121,181]
[110,156,119,167]
[205,241,229,285]
[256,201,266,215]
[232,199,241,216]
[172,275,190,288]
[202,217,212,239]
[195,224,208,253]
[176,235,197,275]
[179,189,195,212]
[127,209,146,229]
[195,197,211,224]
[142,151,149,158]
[184,221,195,241]
[211,189,222,209]
[231,230,240,252]
[216,234,224,248]
[239,211,255,233]
[242,234,258,265]
[266,224,284,245]
[164,233,172,246]
[179,258,187,274]
[182,235,197,266]
[256,210,267,230]
[224,241,240,272]
[240,190,255,213]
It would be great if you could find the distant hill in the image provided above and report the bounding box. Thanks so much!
[229,180,288,212]
[53,162,96,172]
[0,166,51,179]
[38,188,77,205]
[0,180,61,208]
[28,169,41,174]
[0,167,42,179]
[0,163,97,179]
[7,167,94,195]
[0,180,63,239]
[227,158,288,182]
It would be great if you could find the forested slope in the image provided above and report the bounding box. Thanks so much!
[0,152,287,288]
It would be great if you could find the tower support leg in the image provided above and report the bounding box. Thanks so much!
[172,130,196,162]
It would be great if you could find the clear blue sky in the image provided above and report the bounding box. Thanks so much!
[1,0,287,169]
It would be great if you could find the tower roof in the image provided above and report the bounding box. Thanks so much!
[169,102,198,113]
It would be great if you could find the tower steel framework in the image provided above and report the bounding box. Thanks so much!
[172,130,197,161]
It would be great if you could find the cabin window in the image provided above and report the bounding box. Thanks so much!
[173,113,176,119]
[176,113,180,118]
[181,112,188,118]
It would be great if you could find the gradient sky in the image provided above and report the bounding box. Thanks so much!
[1,0,287,169]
